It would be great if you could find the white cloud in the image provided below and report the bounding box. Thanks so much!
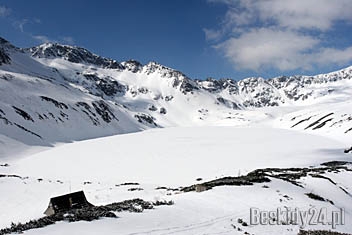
[13,19,28,32]
[217,28,319,71]
[33,18,41,24]
[254,0,352,31]
[2,5,75,46]
[32,35,75,45]
[212,0,352,31]
[61,36,74,45]
[0,5,11,17]
[32,35,51,43]
[314,47,352,66]
[207,0,352,72]
[203,28,223,41]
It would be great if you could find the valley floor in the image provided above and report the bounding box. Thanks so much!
[0,126,351,235]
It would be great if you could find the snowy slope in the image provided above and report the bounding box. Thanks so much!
[0,37,352,158]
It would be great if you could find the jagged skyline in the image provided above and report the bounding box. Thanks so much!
[1,1,352,80]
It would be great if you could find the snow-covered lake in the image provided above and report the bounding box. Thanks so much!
[1,126,351,235]
[7,126,348,186]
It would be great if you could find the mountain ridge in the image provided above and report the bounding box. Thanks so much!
[0,36,351,158]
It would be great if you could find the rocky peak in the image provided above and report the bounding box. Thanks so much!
[142,61,184,78]
[0,37,8,44]
[0,37,15,49]
[121,60,143,73]
[197,78,225,93]
[29,43,123,69]
[0,49,10,65]
[0,37,12,65]
[141,61,199,94]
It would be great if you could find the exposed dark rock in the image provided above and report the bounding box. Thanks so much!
[291,116,313,128]
[159,107,167,114]
[138,87,148,94]
[118,182,140,186]
[134,113,157,126]
[149,105,157,111]
[13,123,42,139]
[12,106,34,122]
[152,200,174,206]
[182,161,352,192]
[128,187,143,191]
[165,95,174,101]
[321,161,350,166]
[122,60,143,73]
[102,198,154,212]
[0,198,169,235]
[82,74,127,97]
[92,100,118,123]
[305,113,334,130]
[0,48,11,65]
[182,169,271,192]
[310,174,337,186]
[236,218,248,227]
[154,186,179,191]
[142,62,198,95]
[344,147,352,154]
[198,78,224,93]
[59,111,68,119]
[0,174,23,179]
[40,96,68,109]
[179,79,199,94]
[305,192,334,205]
[0,114,12,125]
[96,78,126,96]
[216,97,239,109]
[37,113,44,120]
[0,37,15,65]
[30,44,123,69]
[83,73,100,81]
[76,102,100,125]
[0,74,14,81]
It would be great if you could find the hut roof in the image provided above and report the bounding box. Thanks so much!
[48,191,92,214]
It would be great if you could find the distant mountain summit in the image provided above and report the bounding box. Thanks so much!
[0,37,12,65]
[28,43,124,69]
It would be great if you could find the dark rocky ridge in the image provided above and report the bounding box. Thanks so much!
[29,43,124,69]
[0,38,11,65]
[182,161,352,192]
[0,48,10,65]
[21,38,352,108]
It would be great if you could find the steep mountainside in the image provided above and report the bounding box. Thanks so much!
[0,37,351,157]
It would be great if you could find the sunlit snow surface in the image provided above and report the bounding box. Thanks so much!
[1,126,351,235]
[7,127,348,185]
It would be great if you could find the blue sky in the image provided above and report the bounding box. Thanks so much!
[1,0,352,80]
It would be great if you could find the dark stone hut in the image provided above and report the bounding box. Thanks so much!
[44,191,93,216]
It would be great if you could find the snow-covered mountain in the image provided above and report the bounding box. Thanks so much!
[1,37,352,235]
[0,37,351,157]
